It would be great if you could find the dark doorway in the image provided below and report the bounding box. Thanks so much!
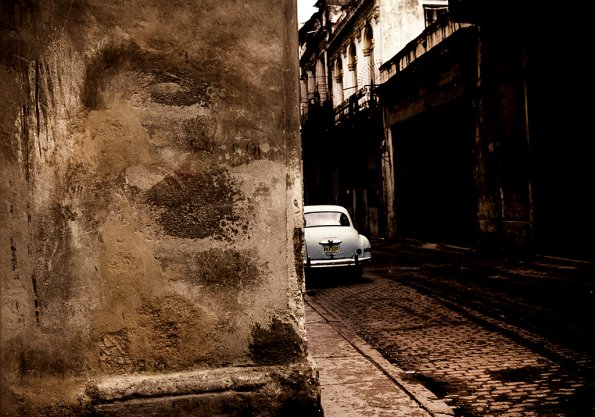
[529,48,593,261]
[392,98,476,246]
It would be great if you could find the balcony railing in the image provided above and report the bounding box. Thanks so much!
[334,84,377,123]
[379,18,474,84]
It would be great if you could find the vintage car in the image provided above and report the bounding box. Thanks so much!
[303,204,371,279]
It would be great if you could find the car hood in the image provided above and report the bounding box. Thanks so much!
[305,226,360,260]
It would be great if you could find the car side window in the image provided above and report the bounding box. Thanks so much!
[340,213,349,226]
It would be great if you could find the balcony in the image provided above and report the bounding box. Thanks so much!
[334,84,377,123]
[379,18,473,84]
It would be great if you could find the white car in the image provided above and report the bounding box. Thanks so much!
[303,205,371,279]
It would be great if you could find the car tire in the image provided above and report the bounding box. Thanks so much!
[352,265,364,281]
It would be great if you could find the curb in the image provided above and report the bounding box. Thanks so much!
[305,296,455,417]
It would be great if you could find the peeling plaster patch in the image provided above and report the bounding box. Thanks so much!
[146,82,185,101]
[183,248,261,290]
[182,115,217,152]
[145,166,247,240]
[173,247,263,320]
[164,247,265,346]
[97,295,216,374]
[125,165,165,190]
[90,109,151,179]
[253,182,271,199]
[62,162,114,230]
[134,295,215,371]
[82,42,214,110]
[98,330,133,373]
[249,317,305,365]
[136,114,218,162]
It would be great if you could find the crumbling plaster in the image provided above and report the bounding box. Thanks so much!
[1,1,319,415]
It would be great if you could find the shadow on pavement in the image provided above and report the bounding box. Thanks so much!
[305,268,373,291]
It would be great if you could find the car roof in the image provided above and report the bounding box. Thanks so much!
[304,205,349,215]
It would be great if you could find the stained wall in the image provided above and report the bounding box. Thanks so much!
[0,1,321,415]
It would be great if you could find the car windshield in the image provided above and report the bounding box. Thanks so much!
[305,211,350,227]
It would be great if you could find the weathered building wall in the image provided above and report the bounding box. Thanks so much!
[302,0,593,259]
[379,26,478,245]
[379,24,536,251]
[0,1,322,416]
[379,16,593,258]
[473,28,533,253]
[378,0,448,64]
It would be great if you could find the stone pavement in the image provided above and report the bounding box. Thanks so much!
[304,296,454,417]
[305,238,594,417]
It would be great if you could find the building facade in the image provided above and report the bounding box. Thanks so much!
[299,0,448,237]
[300,0,593,260]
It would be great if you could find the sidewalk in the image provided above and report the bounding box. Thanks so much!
[305,296,454,417]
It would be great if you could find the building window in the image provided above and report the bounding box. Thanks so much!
[334,59,344,105]
[348,43,358,96]
[423,5,448,27]
[363,24,375,85]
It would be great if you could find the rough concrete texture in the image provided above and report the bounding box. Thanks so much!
[0,1,321,416]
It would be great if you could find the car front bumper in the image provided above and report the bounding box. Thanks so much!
[304,255,371,269]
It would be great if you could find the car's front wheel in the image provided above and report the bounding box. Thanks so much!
[351,265,364,280]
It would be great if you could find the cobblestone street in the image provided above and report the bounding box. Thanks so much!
[306,239,594,417]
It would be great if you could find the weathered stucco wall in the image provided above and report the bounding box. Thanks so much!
[1,1,321,416]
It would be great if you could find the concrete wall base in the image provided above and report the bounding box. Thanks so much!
[4,363,323,417]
